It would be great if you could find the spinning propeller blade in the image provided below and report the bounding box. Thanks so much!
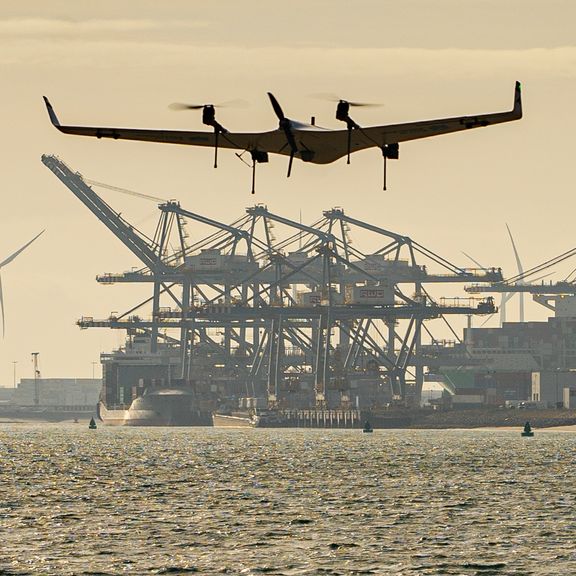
[169,99,248,111]
[267,93,286,122]
[310,93,382,107]
[267,93,298,178]
[169,103,205,111]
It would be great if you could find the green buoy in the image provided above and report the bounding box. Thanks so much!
[362,420,373,433]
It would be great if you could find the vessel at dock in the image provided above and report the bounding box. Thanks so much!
[212,412,259,428]
[97,334,218,426]
[98,389,212,427]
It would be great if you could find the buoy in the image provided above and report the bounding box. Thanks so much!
[88,417,97,430]
[362,420,373,433]
[521,421,534,437]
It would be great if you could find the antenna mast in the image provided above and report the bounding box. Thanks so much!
[31,352,40,406]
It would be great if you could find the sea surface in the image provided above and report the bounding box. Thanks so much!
[1,425,575,575]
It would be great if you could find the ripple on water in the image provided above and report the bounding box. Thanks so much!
[1,426,575,575]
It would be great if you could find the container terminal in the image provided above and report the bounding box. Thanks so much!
[40,154,576,428]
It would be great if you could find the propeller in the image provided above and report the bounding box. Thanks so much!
[169,100,246,169]
[169,103,206,111]
[313,95,391,188]
[310,93,382,107]
[315,94,381,168]
[168,99,248,111]
[267,93,298,178]
[0,230,45,337]
[267,92,286,122]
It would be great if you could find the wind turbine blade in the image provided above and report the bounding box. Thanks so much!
[506,224,526,322]
[506,223,525,279]
[0,230,45,269]
[0,272,5,338]
[501,291,515,305]
[500,293,509,325]
[461,251,485,269]
[480,313,494,328]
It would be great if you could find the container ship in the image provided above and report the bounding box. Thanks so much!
[98,333,233,426]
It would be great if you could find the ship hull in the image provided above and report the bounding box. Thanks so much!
[212,413,258,427]
[98,389,212,426]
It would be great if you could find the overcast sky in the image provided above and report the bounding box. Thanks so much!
[1,1,575,386]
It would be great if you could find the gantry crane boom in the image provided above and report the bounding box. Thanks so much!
[42,154,167,272]
[160,203,252,259]
[247,205,335,246]
[323,208,503,282]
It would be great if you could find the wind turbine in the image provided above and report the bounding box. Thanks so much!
[501,223,525,323]
[464,224,549,327]
[0,231,45,337]
[464,227,521,326]
[461,250,495,328]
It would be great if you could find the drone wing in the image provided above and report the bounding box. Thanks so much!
[44,82,521,165]
[291,81,523,164]
[43,97,285,153]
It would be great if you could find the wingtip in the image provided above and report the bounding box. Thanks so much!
[513,81,522,118]
[43,96,61,127]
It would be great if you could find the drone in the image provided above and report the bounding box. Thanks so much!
[43,82,522,193]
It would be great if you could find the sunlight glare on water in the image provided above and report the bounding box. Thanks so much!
[1,425,575,575]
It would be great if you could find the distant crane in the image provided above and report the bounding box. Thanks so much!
[0,231,44,337]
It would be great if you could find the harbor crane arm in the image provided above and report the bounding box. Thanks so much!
[42,155,167,271]
[161,204,249,241]
[323,209,408,244]
[160,203,252,260]
[246,206,335,244]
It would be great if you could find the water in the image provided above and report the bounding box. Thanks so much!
[1,425,575,575]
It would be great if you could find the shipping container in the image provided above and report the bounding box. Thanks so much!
[345,284,394,305]
[297,290,343,306]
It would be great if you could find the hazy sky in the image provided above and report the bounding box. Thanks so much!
[1,1,576,386]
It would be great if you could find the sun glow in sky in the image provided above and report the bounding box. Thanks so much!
[1,0,576,385]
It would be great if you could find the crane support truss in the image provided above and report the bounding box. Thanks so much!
[44,154,498,405]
